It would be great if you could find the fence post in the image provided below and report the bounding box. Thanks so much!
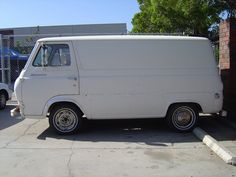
[0,34,6,83]
[7,36,11,85]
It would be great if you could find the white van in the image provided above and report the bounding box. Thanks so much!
[13,35,223,134]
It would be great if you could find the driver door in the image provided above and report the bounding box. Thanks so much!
[21,42,79,116]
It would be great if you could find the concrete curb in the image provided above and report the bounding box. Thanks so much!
[193,127,236,166]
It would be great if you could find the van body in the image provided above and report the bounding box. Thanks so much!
[14,35,223,134]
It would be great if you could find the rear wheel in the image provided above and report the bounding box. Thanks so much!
[0,92,7,110]
[49,104,83,135]
[166,104,198,132]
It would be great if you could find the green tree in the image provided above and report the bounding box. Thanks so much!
[131,0,229,37]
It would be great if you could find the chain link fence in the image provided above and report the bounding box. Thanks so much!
[0,34,44,85]
[0,33,120,86]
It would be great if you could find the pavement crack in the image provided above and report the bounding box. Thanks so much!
[2,120,41,148]
[67,138,75,177]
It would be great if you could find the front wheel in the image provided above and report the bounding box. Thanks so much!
[49,104,83,135]
[166,104,199,132]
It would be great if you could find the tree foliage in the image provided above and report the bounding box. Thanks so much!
[132,0,236,37]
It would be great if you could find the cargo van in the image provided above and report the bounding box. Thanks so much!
[13,35,223,134]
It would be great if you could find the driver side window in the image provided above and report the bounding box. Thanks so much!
[33,44,71,67]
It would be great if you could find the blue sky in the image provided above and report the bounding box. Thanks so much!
[0,0,140,31]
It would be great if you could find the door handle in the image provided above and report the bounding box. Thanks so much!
[67,76,77,81]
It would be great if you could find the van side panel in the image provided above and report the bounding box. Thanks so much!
[72,39,222,119]
[75,39,215,69]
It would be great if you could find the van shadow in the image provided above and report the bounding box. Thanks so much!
[0,105,23,130]
[198,116,236,142]
[37,118,199,146]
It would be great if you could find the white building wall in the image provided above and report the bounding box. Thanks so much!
[12,23,127,35]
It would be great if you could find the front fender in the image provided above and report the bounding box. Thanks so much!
[42,96,86,117]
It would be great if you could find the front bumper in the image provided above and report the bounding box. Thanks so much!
[10,103,25,119]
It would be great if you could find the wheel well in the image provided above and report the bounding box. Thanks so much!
[167,102,202,115]
[48,102,83,116]
[0,89,9,100]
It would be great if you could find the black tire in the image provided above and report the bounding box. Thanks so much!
[166,104,199,132]
[0,92,7,110]
[49,104,83,135]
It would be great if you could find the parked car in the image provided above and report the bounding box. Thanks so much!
[0,48,29,81]
[0,83,12,109]
[0,48,28,61]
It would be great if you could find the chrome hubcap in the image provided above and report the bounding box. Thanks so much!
[53,108,78,132]
[172,106,195,130]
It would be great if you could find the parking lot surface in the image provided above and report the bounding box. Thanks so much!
[0,105,235,177]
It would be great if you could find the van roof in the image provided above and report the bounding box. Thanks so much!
[38,35,208,42]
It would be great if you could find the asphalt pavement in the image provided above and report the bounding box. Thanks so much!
[0,105,235,177]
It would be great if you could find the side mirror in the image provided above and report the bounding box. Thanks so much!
[42,44,48,50]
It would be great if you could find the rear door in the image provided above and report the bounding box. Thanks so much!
[21,42,79,116]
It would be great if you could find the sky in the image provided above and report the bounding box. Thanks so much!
[0,0,140,31]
